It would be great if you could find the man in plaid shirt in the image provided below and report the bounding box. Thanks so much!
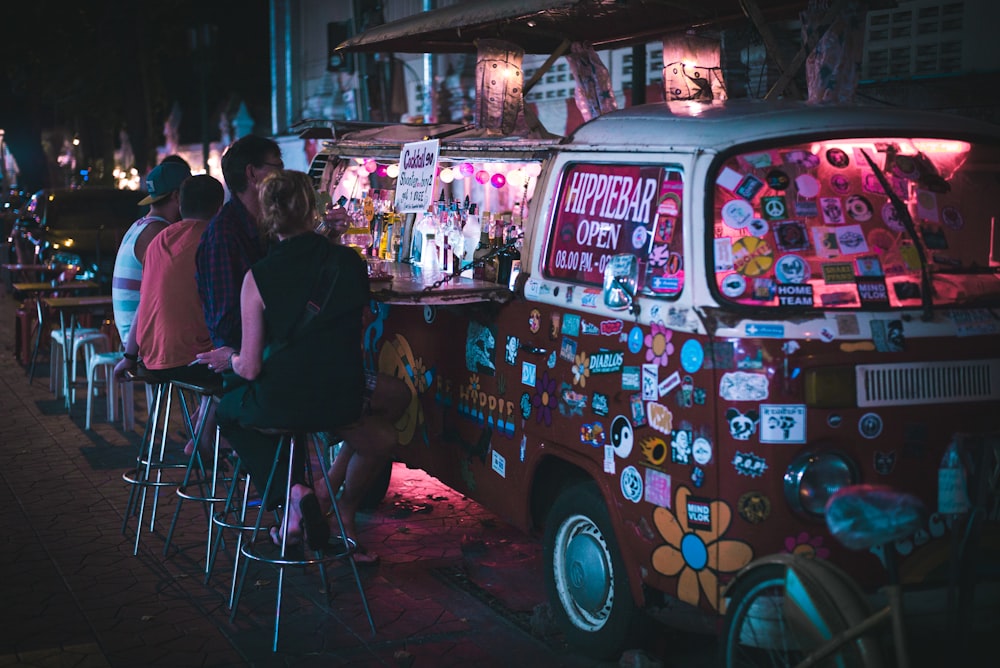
[195,135,283,365]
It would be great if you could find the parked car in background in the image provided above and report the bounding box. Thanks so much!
[4,187,146,291]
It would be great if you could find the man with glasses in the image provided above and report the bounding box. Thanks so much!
[195,135,284,365]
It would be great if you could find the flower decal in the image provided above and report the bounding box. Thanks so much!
[412,358,429,392]
[784,532,830,560]
[572,351,590,387]
[651,486,753,611]
[468,374,480,394]
[532,371,556,427]
[644,322,674,367]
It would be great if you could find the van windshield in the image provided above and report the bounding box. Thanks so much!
[711,137,1000,310]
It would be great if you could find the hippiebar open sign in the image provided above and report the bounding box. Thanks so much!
[545,163,684,294]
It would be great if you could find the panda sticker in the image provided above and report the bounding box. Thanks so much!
[726,408,759,441]
[610,415,634,458]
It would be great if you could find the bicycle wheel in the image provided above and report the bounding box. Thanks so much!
[721,560,883,668]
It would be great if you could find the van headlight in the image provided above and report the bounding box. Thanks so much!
[783,448,859,520]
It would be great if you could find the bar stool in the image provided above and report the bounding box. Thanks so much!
[120,371,186,555]
[162,378,230,573]
[230,428,375,652]
[206,453,266,604]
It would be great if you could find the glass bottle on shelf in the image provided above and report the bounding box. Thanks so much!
[496,218,519,288]
[410,209,434,266]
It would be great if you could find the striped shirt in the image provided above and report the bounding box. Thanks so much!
[111,215,169,344]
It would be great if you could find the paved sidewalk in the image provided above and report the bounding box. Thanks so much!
[0,288,638,668]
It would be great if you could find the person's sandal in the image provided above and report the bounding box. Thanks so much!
[352,545,380,566]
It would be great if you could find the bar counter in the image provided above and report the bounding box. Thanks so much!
[369,261,514,306]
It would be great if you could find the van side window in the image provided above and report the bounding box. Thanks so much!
[711,138,1000,310]
[543,162,685,299]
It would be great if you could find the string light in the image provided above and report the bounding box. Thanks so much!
[506,169,526,187]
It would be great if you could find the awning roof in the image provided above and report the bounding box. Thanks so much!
[336,0,811,54]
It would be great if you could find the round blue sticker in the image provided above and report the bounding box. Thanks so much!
[628,326,644,354]
[680,339,704,373]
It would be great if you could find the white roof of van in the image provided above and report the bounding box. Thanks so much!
[566,100,1000,151]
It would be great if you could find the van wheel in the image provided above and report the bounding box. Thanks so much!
[543,480,638,659]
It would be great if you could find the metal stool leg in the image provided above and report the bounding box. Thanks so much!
[312,435,375,636]
[230,431,376,650]
[163,388,222,558]
[120,381,184,555]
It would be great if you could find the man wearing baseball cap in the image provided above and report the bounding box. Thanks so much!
[112,158,191,345]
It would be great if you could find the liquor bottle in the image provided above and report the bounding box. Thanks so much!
[460,203,481,278]
[938,438,971,517]
[410,210,434,265]
[389,213,404,262]
[496,219,521,289]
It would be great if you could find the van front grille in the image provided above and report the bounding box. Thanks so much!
[856,359,1000,407]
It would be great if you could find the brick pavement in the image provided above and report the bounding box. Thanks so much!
[0,288,632,668]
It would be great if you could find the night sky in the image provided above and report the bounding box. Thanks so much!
[0,0,271,191]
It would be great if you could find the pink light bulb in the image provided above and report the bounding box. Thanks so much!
[460,162,475,177]
[475,170,490,185]
[364,159,377,173]
[490,173,506,188]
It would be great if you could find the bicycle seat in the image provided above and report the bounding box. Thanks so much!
[825,484,926,551]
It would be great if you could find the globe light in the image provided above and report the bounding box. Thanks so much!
[460,162,475,177]
[439,167,455,183]
[525,162,542,177]
[475,169,490,184]
[490,173,506,188]
[386,163,400,178]
[364,159,378,173]
[506,169,526,187]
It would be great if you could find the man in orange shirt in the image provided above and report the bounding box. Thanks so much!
[115,174,225,452]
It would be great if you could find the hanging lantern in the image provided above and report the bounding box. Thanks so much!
[386,163,400,178]
[661,32,727,102]
[475,170,491,185]
[490,173,507,189]
[364,159,378,173]
[474,39,525,136]
[439,167,455,183]
[459,162,475,177]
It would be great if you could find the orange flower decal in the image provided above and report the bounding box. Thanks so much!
[572,351,590,387]
[651,486,753,611]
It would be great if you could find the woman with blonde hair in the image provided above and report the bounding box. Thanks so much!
[206,169,368,549]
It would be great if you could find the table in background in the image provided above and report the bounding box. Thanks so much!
[40,294,115,411]
[11,280,102,381]
[2,263,67,289]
